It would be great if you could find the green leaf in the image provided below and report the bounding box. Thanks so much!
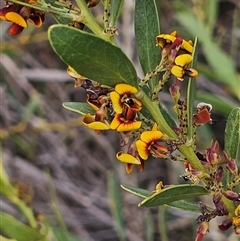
[109,0,124,27]
[48,25,138,87]
[203,0,218,34]
[224,107,240,160]
[0,212,44,241]
[166,199,202,213]
[121,184,204,212]
[135,0,160,91]
[186,37,198,146]
[139,184,209,207]
[62,102,95,115]
[176,12,239,98]
[121,184,152,198]
[108,172,127,241]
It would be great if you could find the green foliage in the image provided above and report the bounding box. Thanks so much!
[62,102,95,115]
[224,107,240,160]
[134,0,160,90]
[109,0,124,27]
[0,212,44,241]
[122,184,210,208]
[48,25,138,88]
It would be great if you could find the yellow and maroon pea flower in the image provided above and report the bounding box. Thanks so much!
[0,1,45,35]
[135,129,168,160]
[116,143,144,174]
[110,83,141,114]
[82,105,110,134]
[171,54,198,80]
[156,31,193,61]
[233,205,240,235]
[110,113,142,132]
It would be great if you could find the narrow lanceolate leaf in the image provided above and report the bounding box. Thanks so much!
[62,102,95,115]
[121,184,152,198]
[0,212,44,241]
[166,199,203,213]
[139,184,209,207]
[186,37,198,146]
[121,184,205,212]
[224,107,240,160]
[48,25,138,87]
[109,0,124,27]
[135,0,160,90]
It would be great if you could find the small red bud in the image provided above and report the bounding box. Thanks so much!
[222,190,240,201]
[214,166,224,183]
[226,159,238,176]
[195,221,209,241]
[169,83,181,103]
[218,218,232,231]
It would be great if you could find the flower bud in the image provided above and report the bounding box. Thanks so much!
[222,190,240,201]
[214,166,224,183]
[226,158,238,176]
[205,147,218,166]
[213,192,222,204]
[195,221,209,241]
[169,83,181,103]
[218,218,232,231]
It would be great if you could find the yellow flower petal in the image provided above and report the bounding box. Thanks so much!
[0,15,7,20]
[116,152,141,164]
[5,12,27,28]
[171,65,184,80]
[175,54,192,67]
[187,68,198,78]
[140,131,163,144]
[181,40,193,53]
[233,217,240,227]
[235,205,240,216]
[87,121,110,130]
[156,34,176,47]
[135,140,149,160]
[110,114,121,130]
[82,114,109,130]
[116,120,142,132]
[115,83,137,95]
[151,123,158,131]
[110,91,122,113]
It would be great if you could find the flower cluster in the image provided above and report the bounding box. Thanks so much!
[77,80,169,173]
[0,1,45,35]
[188,140,240,238]
[156,31,198,81]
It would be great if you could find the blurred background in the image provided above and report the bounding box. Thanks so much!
[1,0,239,241]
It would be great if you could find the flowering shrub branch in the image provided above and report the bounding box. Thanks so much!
[1,0,240,240]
